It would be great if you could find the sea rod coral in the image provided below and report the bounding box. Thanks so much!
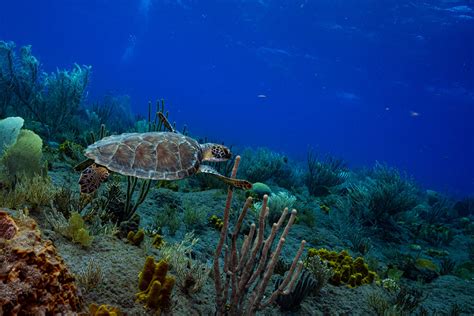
[213,156,306,316]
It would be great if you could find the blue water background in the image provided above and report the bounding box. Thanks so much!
[1,0,473,195]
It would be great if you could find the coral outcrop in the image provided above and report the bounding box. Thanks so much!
[0,210,81,314]
[0,211,18,239]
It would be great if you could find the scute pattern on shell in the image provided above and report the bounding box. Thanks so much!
[85,132,202,180]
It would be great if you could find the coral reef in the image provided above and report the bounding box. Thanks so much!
[0,211,81,314]
[307,248,377,287]
[136,256,175,312]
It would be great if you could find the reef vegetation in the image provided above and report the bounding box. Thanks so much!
[0,40,473,315]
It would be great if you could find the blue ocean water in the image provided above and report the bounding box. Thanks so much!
[1,0,472,195]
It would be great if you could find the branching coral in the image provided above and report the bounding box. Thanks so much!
[0,41,91,139]
[0,211,81,314]
[91,94,134,133]
[305,150,348,196]
[347,163,419,240]
[213,156,306,316]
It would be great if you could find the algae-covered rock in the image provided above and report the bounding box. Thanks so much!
[0,116,24,156]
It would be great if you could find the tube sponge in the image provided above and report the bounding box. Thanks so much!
[127,229,145,246]
[136,256,175,312]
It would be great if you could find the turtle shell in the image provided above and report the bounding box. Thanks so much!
[85,132,202,180]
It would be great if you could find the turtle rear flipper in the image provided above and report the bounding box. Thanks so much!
[79,164,110,194]
[198,165,252,190]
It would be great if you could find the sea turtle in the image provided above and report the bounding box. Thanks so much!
[75,112,252,194]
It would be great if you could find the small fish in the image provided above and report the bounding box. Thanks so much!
[410,111,420,117]
[385,107,390,111]
[257,94,267,98]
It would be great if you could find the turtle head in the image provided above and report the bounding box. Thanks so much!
[201,143,232,162]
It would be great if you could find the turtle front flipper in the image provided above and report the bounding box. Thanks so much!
[74,159,95,172]
[79,164,110,194]
[198,165,252,190]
